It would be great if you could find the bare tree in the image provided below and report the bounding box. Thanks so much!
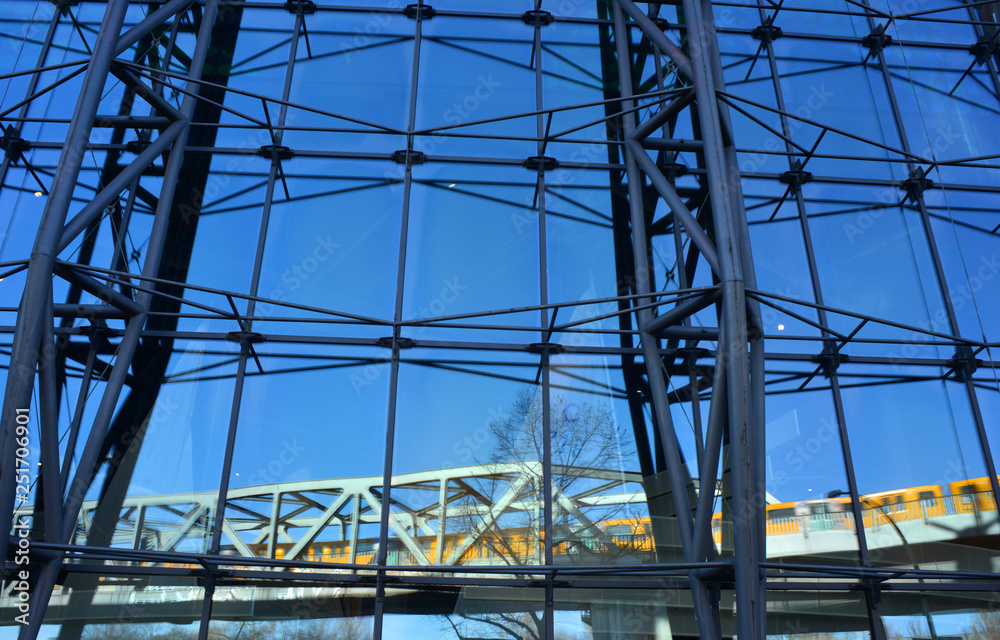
[965,609,1000,640]
[455,387,641,566]
[444,610,544,640]
[885,618,932,640]
[79,618,373,640]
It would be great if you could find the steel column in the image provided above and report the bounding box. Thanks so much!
[678,0,760,637]
[612,5,720,640]
[0,0,130,576]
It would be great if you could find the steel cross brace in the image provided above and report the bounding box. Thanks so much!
[0,0,131,590]
[612,1,766,639]
[1,2,224,638]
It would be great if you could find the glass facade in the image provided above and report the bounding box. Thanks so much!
[1,1,998,639]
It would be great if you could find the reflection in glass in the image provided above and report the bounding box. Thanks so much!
[382,587,544,640]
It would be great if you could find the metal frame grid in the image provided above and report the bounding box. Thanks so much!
[1,1,999,639]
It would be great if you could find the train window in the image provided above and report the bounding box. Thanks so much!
[769,508,795,519]
[918,491,935,500]
[607,525,632,536]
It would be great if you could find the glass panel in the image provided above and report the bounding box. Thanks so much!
[209,582,375,639]
[840,370,999,569]
[415,19,536,158]
[548,353,653,566]
[382,586,545,639]
[555,586,723,639]
[882,591,1000,640]
[764,389,860,565]
[12,573,203,640]
[401,176,540,341]
[767,588,870,640]
[221,344,390,564]
[389,349,541,566]
[253,159,403,328]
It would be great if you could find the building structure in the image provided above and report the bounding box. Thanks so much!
[0,1,999,639]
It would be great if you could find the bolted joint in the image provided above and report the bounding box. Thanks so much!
[0,126,31,159]
[258,145,294,160]
[779,161,813,187]
[657,161,688,181]
[225,331,266,344]
[523,156,559,172]
[900,168,932,198]
[375,336,416,349]
[403,4,436,20]
[283,0,317,14]
[521,10,554,26]
[126,137,150,155]
[752,23,783,43]
[949,345,980,382]
[857,579,883,610]
[812,340,847,374]
[391,149,426,165]
[525,342,565,354]
[527,579,571,588]
[680,346,711,362]
[861,25,893,54]
[970,35,997,66]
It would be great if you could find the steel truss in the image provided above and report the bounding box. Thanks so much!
[1,1,999,640]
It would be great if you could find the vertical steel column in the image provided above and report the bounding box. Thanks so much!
[0,0,129,572]
[373,7,424,639]
[531,14,555,639]
[18,4,222,639]
[211,0,302,557]
[37,290,62,544]
[752,9,883,639]
[199,12,302,627]
[612,6,720,640]
[679,0,760,637]
[864,1,1000,524]
[199,9,303,637]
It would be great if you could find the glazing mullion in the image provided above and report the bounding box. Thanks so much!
[200,10,305,638]
[753,4,878,575]
[964,3,1000,103]
[0,5,60,189]
[533,7,555,638]
[373,6,422,640]
[867,2,1000,523]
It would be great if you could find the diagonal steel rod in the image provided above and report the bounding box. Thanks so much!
[0,0,130,578]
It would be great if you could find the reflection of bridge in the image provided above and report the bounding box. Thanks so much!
[50,464,1000,569]
[11,464,999,569]
[3,467,998,634]
[69,462,649,565]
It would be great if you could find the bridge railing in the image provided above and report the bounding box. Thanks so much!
[756,490,998,539]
